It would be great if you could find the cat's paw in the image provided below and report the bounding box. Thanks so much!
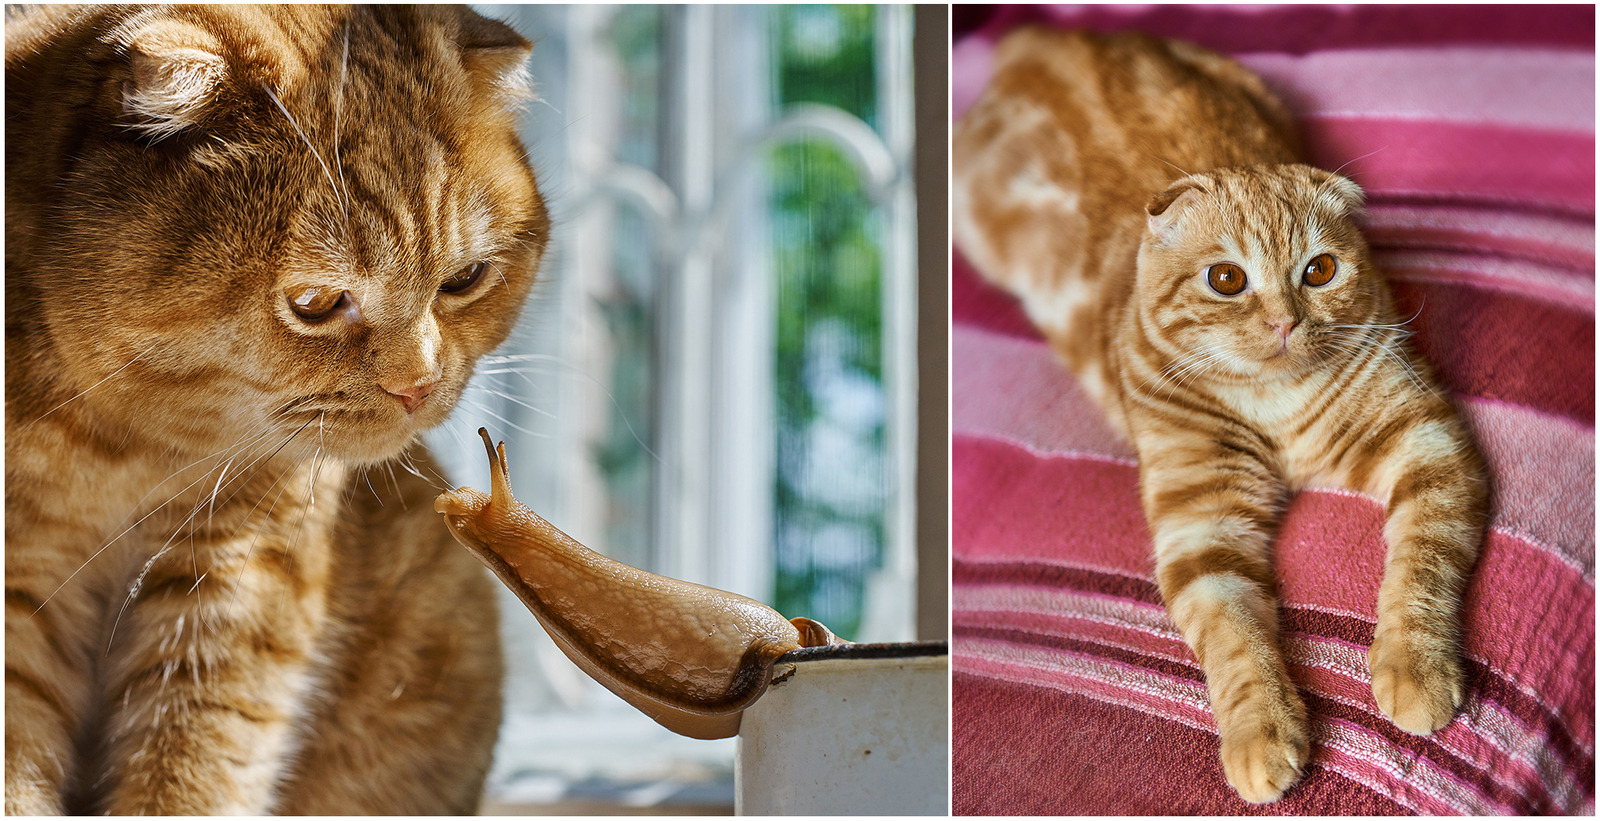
[1368,628,1464,735]
[1219,709,1310,804]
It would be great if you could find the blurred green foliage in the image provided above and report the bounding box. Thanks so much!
[769,5,884,639]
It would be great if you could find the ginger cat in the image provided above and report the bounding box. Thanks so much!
[954,27,1486,803]
[6,5,547,813]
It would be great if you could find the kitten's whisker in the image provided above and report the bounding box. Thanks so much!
[393,450,447,491]
[208,416,324,511]
[456,397,546,439]
[262,81,347,218]
[469,357,662,464]
[105,538,182,656]
[383,462,406,510]
[105,416,292,539]
[277,433,326,613]
[334,23,353,227]
[362,467,383,506]
[225,443,316,621]
[27,343,160,427]
[29,420,296,618]
[1153,156,1195,181]
[475,387,557,421]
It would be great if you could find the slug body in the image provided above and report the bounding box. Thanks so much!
[436,430,839,739]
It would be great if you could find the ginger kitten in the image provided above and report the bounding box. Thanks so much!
[6,5,547,813]
[954,27,1486,803]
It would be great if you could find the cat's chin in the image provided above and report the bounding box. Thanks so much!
[275,413,429,467]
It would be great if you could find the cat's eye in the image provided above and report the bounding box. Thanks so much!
[440,262,488,294]
[1303,254,1337,287]
[287,286,349,323]
[1206,263,1247,296]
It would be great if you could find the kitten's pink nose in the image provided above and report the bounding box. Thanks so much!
[382,378,438,414]
[1268,317,1299,342]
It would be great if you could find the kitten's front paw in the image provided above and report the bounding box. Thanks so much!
[1219,709,1310,804]
[1368,629,1464,735]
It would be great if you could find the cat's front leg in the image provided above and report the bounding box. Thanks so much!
[1364,415,1486,735]
[1138,428,1308,804]
[99,525,332,814]
[5,601,90,815]
[6,520,109,815]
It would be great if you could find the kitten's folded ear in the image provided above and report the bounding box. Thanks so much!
[1309,168,1366,216]
[456,10,535,112]
[1145,178,1208,245]
[116,19,227,141]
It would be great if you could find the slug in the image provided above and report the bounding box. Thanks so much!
[435,429,844,740]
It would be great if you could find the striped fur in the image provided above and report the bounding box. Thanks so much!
[6,6,547,814]
[954,27,1488,803]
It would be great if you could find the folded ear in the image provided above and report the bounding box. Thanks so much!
[1144,177,1208,245]
[118,19,227,141]
[456,10,534,112]
[1310,168,1366,216]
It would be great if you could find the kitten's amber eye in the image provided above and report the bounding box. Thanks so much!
[1303,254,1337,287]
[287,286,348,323]
[1206,263,1247,296]
[440,262,488,294]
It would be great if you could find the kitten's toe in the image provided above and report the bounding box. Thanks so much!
[1369,631,1464,735]
[1219,710,1310,804]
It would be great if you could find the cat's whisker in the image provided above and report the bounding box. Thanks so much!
[276,428,327,614]
[106,537,183,656]
[467,358,663,465]
[107,415,296,539]
[334,23,353,226]
[392,449,448,492]
[206,415,328,513]
[224,441,318,622]
[456,396,546,439]
[26,342,160,427]
[30,418,306,618]
[1153,344,1231,398]
[488,260,510,290]
[361,467,383,506]
[473,386,557,421]
[1153,156,1197,182]
[383,462,407,511]
[261,81,347,219]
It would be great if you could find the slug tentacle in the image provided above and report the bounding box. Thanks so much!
[436,429,844,739]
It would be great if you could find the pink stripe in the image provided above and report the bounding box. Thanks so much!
[951,435,1148,571]
[961,621,1581,811]
[953,590,1187,659]
[1237,48,1594,134]
[1304,117,1594,215]
[1360,204,1594,274]
[955,324,1595,563]
[955,434,1595,746]
[954,671,1419,815]
[1460,398,1596,571]
[1382,250,1593,309]
[956,639,1216,730]
[1313,717,1490,814]
[958,583,1593,797]
[950,325,1134,460]
[959,639,1493,814]
[964,5,1596,55]
[1391,279,1594,425]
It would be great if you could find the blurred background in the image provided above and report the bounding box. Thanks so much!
[426,5,946,814]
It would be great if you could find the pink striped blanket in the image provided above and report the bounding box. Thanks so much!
[951,5,1594,815]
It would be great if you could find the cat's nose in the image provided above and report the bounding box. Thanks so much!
[1267,317,1299,342]
[381,376,439,414]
